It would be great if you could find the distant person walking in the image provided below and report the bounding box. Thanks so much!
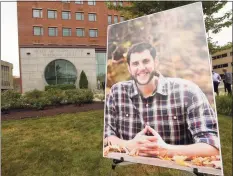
[102,81,105,92]
[97,79,101,90]
[222,75,227,93]
[212,71,221,96]
[222,68,232,95]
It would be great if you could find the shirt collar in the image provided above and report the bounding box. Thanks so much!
[129,73,168,98]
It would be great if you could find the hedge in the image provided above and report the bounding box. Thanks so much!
[45,84,76,91]
[1,88,94,111]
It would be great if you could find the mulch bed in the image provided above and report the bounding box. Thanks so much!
[1,102,104,121]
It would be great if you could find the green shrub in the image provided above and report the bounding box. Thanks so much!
[79,71,88,89]
[1,90,22,110]
[65,89,84,106]
[95,94,105,102]
[45,89,65,105]
[64,89,77,104]
[82,89,94,103]
[23,89,50,110]
[45,84,76,91]
[216,95,232,116]
[65,89,93,105]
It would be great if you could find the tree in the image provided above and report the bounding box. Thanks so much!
[208,39,232,55]
[106,1,232,54]
[79,70,88,89]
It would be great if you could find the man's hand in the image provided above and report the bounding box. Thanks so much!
[138,126,170,157]
[125,126,157,152]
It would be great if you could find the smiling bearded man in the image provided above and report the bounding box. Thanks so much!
[104,42,219,159]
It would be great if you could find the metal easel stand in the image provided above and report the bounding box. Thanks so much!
[192,168,207,176]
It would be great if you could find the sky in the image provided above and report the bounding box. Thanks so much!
[1,1,232,77]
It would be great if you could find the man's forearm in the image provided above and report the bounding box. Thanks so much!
[166,143,219,159]
[104,135,127,147]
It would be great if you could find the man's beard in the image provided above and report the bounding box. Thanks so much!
[131,70,158,86]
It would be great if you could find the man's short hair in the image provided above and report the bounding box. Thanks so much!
[126,42,156,64]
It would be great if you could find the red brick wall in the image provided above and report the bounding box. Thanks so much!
[17,1,123,48]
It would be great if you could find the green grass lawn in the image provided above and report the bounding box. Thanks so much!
[1,111,232,176]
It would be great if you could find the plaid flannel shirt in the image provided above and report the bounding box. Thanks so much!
[104,74,219,149]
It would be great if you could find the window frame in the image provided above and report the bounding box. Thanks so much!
[32,8,43,18]
[75,0,83,4]
[76,28,85,37]
[33,26,43,36]
[88,13,97,21]
[48,27,58,36]
[114,15,118,23]
[88,0,96,6]
[62,11,71,20]
[89,29,98,38]
[108,15,112,24]
[61,0,70,3]
[62,28,72,36]
[47,9,57,19]
[76,12,84,20]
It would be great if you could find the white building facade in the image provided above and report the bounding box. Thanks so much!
[20,47,97,93]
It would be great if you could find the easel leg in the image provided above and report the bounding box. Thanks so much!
[193,168,206,176]
[109,157,124,176]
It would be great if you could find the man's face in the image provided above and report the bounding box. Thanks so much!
[128,49,158,85]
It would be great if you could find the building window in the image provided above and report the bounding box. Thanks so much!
[88,0,96,6]
[108,15,112,24]
[88,13,97,21]
[62,11,71,20]
[48,10,57,19]
[76,28,85,37]
[222,53,227,58]
[76,12,84,20]
[120,16,124,22]
[96,52,106,83]
[89,29,98,37]
[230,52,233,56]
[213,63,229,69]
[75,0,83,4]
[61,0,70,3]
[62,28,71,36]
[33,26,43,36]
[33,9,42,18]
[114,16,118,23]
[48,27,58,36]
[44,59,77,85]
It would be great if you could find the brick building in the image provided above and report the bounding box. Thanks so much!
[17,0,124,93]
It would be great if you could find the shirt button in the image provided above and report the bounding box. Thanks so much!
[146,104,149,107]
[126,114,129,117]
[173,116,177,120]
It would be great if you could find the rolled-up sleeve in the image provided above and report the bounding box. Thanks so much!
[186,84,219,149]
[104,88,117,138]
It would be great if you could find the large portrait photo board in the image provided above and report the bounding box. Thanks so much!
[103,2,223,175]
